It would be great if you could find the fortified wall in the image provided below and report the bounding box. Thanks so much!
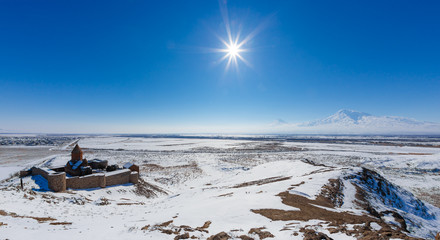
[30,167,138,192]
[26,144,139,192]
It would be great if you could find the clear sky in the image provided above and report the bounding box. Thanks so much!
[1,0,439,133]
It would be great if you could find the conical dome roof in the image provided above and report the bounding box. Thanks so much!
[72,144,82,153]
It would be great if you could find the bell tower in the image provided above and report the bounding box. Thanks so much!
[71,144,83,161]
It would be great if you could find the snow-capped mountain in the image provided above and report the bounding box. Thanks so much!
[269,118,288,127]
[0,128,11,133]
[301,109,427,127]
[302,109,372,126]
[271,109,440,134]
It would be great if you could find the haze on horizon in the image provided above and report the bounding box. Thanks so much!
[1,1,439,134]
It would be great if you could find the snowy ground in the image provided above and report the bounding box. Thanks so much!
[1,136,439,239]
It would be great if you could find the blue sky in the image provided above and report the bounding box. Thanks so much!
[1,0,439,133]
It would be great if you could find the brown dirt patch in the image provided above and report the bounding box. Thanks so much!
[302,159,329,167]
[217,192,233,197]
[49,222,72,225]
[252,177,423,240]
[199,221,211,229]
[207,231,230,240]
[142,162,201,172]
[252,191,370,224]
[0,209,56,223]
[97,197,110,205]
[291,181,305,187]
[144,219,212,237]
[302,168,335,177]
[142,163,166,171]
[174,232,190,239]
[319,178,344,207]
[116,202,145,205]
[300,228,333,240]
[232,176,291,188]
[158,220,174,227]
[248,227,274,239]
[238,236,254,240]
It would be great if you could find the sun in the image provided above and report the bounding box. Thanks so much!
[226,42,240,57]
[217,36,249,71]
[210,1,267,72]
[220,39,246,70]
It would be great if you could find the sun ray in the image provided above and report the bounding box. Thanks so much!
[213,1,270,72]
[225,54,233,71]
[236,53,253,69]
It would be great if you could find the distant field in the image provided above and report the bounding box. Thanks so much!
[0,135,439,239]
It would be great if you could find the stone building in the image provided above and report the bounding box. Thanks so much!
[27,144,139,192]
[65,144,90,176]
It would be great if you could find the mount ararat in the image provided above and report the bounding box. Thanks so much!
[271,109,440,134]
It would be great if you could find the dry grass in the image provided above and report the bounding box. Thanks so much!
[133,178,167,198]
[142,161,204,186]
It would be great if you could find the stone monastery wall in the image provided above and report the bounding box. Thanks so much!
[31,168,138,192]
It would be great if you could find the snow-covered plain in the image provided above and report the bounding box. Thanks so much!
[1,136,440,239]
[78,136,254,151]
